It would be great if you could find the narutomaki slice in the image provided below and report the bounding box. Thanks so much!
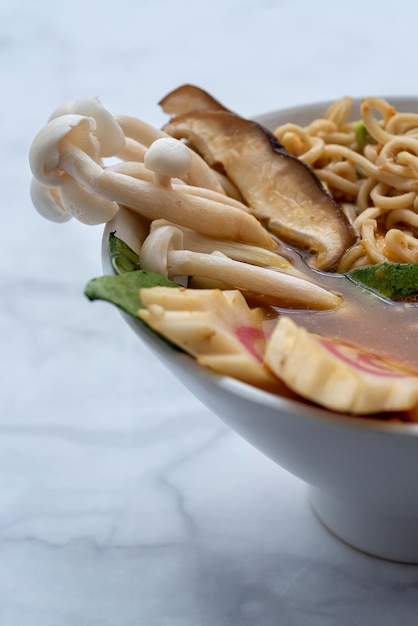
[162,106,357,271]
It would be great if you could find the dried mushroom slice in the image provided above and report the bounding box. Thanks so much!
[162,104,357,271]
[159,83,229,116]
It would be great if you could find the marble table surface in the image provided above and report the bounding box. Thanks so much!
[2,0,418,623]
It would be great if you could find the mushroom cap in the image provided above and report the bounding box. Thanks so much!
[48,96,125,158]
[139,224,184,277]
[30,177,72,223]
[159,83,228,116]
[29,114,99,187]
[144,137,192,179]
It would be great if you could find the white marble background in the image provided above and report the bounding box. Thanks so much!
[2,0,418,624]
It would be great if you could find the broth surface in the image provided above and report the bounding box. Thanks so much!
[265,245,418,373]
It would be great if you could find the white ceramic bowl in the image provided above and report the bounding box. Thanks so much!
[102,97,418,563]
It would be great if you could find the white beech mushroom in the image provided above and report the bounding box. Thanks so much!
[143,137,192,188]
[29,115,119,224]
[29,177,71,223]
[143,139,249,211]
[149,219,305,274]
[34,96,125,223]
[139,224,341,310]
[114,114,227,194]
[48,96,126,158]
[28,114,275,247]
[110,160,247,212]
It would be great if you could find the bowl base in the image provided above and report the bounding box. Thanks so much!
[309,487,418,564]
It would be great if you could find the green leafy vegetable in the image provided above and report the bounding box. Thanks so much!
[355,120,371,152]
[85,232,178,316]
[348,262,418,302]
[109,231,141,274]
[84,270,178,317]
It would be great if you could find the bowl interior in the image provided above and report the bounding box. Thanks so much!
[102,96,418,437]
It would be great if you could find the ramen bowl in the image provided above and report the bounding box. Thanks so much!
[102,97,418,563]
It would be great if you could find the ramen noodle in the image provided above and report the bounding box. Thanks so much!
[273,97,418,272]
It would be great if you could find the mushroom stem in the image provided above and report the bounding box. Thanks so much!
[153,173,172,188]
[107,161,159,183]
[169,250,340,310]
[110,161,247,210]
[140,225,341,310]
[114,115,167,147]
[115,114,226,193]
[149,219,294,270]
[117,137,147,162]
[58,143,274,247]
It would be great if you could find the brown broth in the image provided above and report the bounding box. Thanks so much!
[263,245,418,374]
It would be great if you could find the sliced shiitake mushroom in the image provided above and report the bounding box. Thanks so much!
[160,85,357,271]
[159,83,229,116]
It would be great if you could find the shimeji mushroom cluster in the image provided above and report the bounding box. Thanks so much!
[29,96,340,310]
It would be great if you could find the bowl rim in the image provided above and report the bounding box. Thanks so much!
[254,94,418,129]
[102,94,418,437]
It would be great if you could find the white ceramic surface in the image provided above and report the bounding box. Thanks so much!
[103,97,418,563]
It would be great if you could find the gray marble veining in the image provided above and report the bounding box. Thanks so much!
[2,0,418,623]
